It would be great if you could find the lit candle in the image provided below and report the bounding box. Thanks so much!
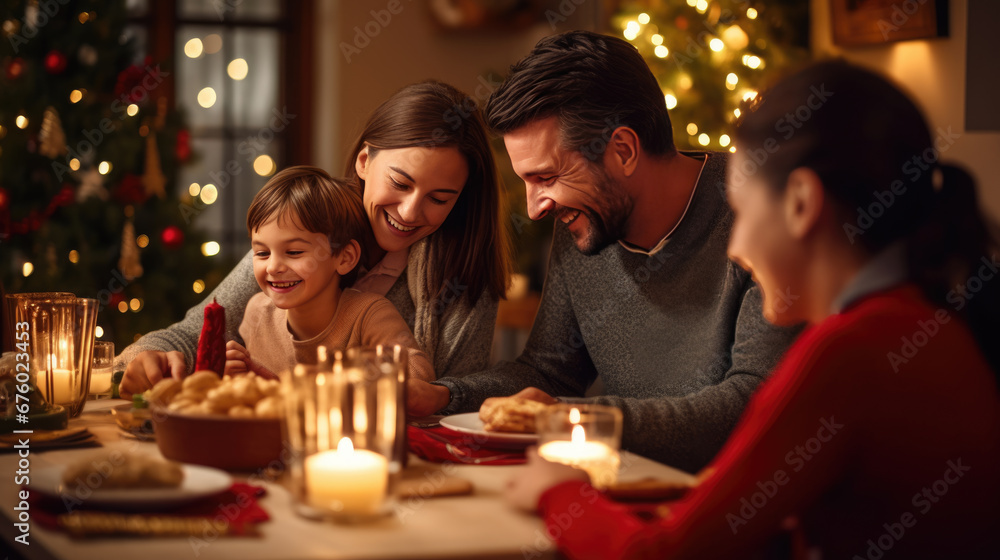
[305,437,388,516]
[89,366,113,394]
[38,368,73,404]
[538,424,620,488]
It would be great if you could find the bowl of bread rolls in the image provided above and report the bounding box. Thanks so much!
[144,371,285,471]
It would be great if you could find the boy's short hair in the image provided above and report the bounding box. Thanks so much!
[246,165,369,287]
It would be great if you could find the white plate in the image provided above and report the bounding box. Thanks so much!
[29,463,232,510]
[439,412,538,449]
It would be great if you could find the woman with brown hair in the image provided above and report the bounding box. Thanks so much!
[119,81,513,396]
[505,60,1000,559]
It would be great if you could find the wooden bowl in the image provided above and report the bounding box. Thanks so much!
[152,407,284,471]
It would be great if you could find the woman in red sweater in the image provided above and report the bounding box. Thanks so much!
[506,60,1000,559]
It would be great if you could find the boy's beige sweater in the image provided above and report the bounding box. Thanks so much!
[238,288,433,381]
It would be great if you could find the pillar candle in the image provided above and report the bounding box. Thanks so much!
[305,437,388,516]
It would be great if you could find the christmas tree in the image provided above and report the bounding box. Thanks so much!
[612,0,810,151]
[0,0,219,350]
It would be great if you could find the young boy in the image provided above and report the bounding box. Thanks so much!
[224,165,434,381]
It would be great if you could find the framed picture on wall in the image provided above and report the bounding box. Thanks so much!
[831,0,949,47]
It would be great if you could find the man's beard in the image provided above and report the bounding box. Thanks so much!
[571,166,633,256]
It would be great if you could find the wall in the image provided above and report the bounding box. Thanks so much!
[811,0,1000,220]
[311,0,603,175]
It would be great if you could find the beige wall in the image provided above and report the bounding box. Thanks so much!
[314,1,998,218]
[311,0,602,175]
[811,0,1000,220]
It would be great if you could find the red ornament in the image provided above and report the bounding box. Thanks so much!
[175,129,191,162]
[161,225,184,249]
[44,50,67,74]
[0,187,8,210]
[675,16,689,31]
[115,57,161,104]
[113,174,147,205]
[5,57,25,80]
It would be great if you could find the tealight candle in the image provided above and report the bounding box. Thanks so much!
[305,437,388,517]
[89,366,113,394]
[38,368,73,405]
[538,424,620,488]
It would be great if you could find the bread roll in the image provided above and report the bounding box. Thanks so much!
[479,397,550,433]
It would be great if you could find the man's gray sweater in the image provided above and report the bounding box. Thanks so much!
[435,152,800,473]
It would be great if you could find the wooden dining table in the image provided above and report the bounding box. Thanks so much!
[0,398,694,560]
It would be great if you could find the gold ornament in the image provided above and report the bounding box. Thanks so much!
[143,134,166,199]
[2,19,20,37]
[143,97,167,199]
[118,219,144,280]
[39,106,68,158]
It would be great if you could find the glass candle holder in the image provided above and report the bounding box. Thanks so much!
[536,403,623,489]
[282,345,404,523]
[89,340,115,399]
[26,297,99,418]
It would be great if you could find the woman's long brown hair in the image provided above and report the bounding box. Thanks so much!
[345,81,514,304]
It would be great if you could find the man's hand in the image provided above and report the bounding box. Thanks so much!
[120,350,186,399]
[510,387,560,405]
[407,378,451,417]
[505,447,589,512]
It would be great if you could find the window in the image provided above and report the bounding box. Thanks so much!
[129,0,313,263]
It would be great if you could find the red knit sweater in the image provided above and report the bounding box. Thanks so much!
[539,285,1000,559]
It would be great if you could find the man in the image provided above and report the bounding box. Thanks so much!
[409,30,799,473]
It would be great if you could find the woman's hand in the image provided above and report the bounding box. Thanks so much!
[407,378,451,416]
[505,447,590,512]
[120,350,186,399]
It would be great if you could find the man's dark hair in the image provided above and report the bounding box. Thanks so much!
[485,30,675,160]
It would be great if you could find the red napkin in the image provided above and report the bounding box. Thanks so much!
[195,298,226,374]
[27,483,269,536]
[407,425,526,465]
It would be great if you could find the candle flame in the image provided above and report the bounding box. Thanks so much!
[569,407,581,424]
[337,436,354,454]
[571,424,586,443]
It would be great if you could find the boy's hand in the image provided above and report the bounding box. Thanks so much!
[225,340,252,376]
[224,340,280,380]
